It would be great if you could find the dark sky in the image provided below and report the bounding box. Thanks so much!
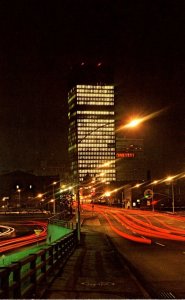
[0,0,184,178]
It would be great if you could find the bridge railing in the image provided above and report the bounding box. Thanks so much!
[0,229,77,299]
[48,212,75,230]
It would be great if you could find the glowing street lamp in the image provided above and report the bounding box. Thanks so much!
[37,193,43,199]
[119,109,166,131]
[134,183,142,188]
[50,199,55,214]
[104,191,111,197]
[36,193,44,209]
[125,118,142,128]
[104,191,111,206]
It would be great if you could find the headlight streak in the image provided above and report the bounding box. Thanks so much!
[112,212,172,240]
[114,211,185,241]
[115,213,185,241]
[144,216,152,226]
[0,225,15,237]
[152,216,185,235]
[102,211,151,244]
[120,212,171,234]
[82,204,185,243]
[0,221,47,253]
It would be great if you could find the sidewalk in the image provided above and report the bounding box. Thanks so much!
[44,213,149,299]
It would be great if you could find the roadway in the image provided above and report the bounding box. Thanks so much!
[0,220,47,253]
[82,204,185,299]
[0,213,48,254]
[1,206,185,298]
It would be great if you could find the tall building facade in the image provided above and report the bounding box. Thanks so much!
[68,64,116,184]
[116,135,146,182]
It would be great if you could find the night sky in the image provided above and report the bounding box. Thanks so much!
[0,0,184,178]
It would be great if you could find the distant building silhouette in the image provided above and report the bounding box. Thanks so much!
[0,170,59,209]
[116,135,147,182]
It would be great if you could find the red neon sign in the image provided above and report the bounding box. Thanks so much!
[116,152,135,158]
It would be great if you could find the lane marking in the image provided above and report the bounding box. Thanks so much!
[81,281,115,287]
[155,242,165,247]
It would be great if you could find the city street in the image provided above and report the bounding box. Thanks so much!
[82,204,185,299]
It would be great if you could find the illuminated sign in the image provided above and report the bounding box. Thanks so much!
[116,152,135,158]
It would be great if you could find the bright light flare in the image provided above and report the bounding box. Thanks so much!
[134,183,142,188]
[37,193,43,198]
[165,176,176,182]
[118,108,166,132]
[125,118,142,128]
[100,172,105,177]
[104,192,111,197]
[99,161,113,168]
[152,180,159,184]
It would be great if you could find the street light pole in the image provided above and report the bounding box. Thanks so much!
[18,189,21,207]
[165,176,175,214]
[76,180,81,243]
[151,180,158,212]
[75,120,115,243]
[52,182,57,214]
[75,117,142,242]
[171,180,175,214]
[151,185,154,212]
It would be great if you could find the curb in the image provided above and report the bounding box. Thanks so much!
[106,235,158,299]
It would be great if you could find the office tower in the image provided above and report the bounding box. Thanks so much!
[68,63,116,184]
[116,134,146,182]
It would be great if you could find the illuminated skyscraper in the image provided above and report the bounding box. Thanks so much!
[68,64,116,183]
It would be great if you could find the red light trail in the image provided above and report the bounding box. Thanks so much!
[0,221,47,253]
[82,204,185,244]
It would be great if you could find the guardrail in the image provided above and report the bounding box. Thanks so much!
[48,213,75,230]
[0,229,77,299]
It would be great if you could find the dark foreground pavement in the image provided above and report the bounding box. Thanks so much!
[43,214,150,299]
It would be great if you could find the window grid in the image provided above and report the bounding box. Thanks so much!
[68,84,116,183]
